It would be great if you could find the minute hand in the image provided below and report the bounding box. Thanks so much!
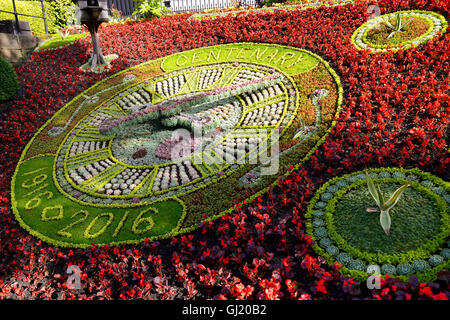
[99,73,283,135]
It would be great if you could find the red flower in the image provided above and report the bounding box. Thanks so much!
[432,293,448,300]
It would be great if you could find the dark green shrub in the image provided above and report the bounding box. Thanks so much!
[0,56,19,102]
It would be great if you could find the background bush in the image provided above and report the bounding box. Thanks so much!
[0,56,19,102]
[0,0,57,34]
[264,0,288,5]
[132,0,169,20]
[44,0,78,29]
[264,0,319,5]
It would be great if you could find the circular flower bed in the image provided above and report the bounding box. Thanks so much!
[351,10,447,52]
[11,43,342,247]
[306,168,450,283]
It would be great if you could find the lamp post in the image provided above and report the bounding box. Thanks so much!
[75,0,110,70]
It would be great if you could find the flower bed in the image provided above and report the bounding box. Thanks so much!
[305,168,450,283]
[0,0,448,300]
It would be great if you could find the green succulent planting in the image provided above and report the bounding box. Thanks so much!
[365,170,410,236]
[305,167,449,282]
[383,12,414,39]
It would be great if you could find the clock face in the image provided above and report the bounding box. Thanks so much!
[11,43,342,247]
[54,62,297,206]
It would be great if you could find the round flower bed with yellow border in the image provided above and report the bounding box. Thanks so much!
[351,10,447,53]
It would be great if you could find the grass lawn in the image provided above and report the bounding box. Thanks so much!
[37,33,88,51]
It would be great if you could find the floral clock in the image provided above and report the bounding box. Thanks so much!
[12,43,342,247]
[306,168,450,282]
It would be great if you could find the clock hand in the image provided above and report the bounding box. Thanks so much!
[99,72,282,135]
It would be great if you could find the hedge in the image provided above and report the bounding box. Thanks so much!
[0,56,19,102]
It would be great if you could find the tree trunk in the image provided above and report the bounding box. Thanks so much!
[89,31,106,70]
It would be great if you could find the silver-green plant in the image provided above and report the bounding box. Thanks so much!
[56,28,70,40]
[293,119,313,140]
[365,171,410,236]
[383,13,413,39]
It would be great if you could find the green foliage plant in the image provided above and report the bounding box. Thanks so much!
[0,56,19,102]
[365,170,410,236]
[383,12,413,39]
[47,0,77,29]
[132,0,170,20]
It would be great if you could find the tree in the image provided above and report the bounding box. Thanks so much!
[132,0,169,20]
